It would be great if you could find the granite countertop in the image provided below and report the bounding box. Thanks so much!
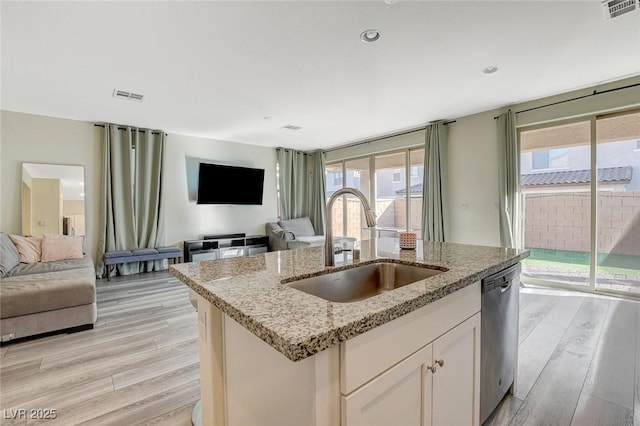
[170,238,529,362]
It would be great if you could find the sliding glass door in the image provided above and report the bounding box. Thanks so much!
[595,111,640,294]
[519,109,640,295]
[326,147,425,241]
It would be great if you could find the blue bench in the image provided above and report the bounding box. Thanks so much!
[104,247,183,280]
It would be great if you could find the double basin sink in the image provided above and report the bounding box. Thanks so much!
[286,260,447,303]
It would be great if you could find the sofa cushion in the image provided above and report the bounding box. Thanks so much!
[5,255,94,278]
[0,233,21,277]
[41,234,84,262]
[0,267,96,318]
[278,217,316,237]
[8,235,42,263]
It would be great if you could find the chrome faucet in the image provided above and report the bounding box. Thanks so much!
[325,187,377,266]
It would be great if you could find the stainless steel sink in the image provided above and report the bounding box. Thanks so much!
[287,261,447,303]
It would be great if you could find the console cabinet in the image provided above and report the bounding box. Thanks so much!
[184,233,268,262]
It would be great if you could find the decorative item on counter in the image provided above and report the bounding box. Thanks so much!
[353,248,361,261]
[399,232,417,250]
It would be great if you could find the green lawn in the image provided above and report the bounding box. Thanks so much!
[523,248,640,278]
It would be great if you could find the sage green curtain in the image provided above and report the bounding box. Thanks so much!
[96,124,165,278]
[497,110,520,248]
[276,148,327,234]
[308,151,327,235]
[421,122,448,242]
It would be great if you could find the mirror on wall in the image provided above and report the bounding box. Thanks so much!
[21,163,86,237]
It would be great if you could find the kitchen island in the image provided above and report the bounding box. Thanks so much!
[170,238,529,426]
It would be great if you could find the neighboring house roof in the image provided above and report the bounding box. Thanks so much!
[521,166,633,187]
[395,166,633,194]
[395,183,423,195]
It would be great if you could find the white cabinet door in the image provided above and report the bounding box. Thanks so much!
[431,313,481,426]
[342,345,433,426]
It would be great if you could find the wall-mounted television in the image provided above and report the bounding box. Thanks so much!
[196,163,265,205]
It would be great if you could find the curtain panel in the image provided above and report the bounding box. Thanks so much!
[421,122,448,242]
[497,110,520,249]
[276,148,327,234]
[96,124,165,278]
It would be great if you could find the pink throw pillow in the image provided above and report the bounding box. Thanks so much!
[41,234,84,262]
[8,235,42,263]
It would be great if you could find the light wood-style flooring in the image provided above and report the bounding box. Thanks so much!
[486,286,640,426]
[1,271,638,425]
[0,271,199,426]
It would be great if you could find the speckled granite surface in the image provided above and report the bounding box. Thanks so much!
[170,238,529,361]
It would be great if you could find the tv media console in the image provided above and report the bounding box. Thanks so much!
[183,233,268,262]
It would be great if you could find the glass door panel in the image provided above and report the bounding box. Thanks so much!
[408,149,424,233]
[325,162,344,238]
[520,120,592,288]
[595,111,640,294]
[374,152,407,238]
[345,158,372,242]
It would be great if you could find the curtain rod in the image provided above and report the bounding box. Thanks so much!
[94,123,166,136]
[325,120,456,153]
[493,82,640,119]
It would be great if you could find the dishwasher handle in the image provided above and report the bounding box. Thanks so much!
[482,264,520,293]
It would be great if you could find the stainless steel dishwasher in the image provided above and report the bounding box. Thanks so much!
[480,263,520,424]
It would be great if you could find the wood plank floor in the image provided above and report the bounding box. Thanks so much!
[2,271,638,425]
[0,271,199,426]
[486,286,640,426]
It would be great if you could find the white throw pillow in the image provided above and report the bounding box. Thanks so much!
[8,235,42,263]
[41,234,84,262]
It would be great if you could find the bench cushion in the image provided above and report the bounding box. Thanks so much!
[104,250,133,259]
[132,248,159,256]
[157,246,182,254]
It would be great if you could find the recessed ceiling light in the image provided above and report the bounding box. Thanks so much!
[360,29,381,43]
[483,66,499,74]
[384,0,399,4]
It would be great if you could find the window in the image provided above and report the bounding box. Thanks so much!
[532,148,569,170]
[326,147,424,240]
[333,171,343,185]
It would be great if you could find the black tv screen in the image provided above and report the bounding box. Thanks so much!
[196,163,265,205]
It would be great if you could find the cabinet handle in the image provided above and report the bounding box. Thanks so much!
[427,365,437,373]
[435,359,445,367]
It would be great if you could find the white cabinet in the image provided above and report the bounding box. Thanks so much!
[342,345,431,426]
[342,313,481,426]
[432,313,481,426]
[195,281,481,426]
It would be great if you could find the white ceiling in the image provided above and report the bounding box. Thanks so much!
[2,1,639,151]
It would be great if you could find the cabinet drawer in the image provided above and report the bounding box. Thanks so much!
[340,281,480,395]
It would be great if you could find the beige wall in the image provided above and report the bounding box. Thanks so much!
[325,76,640,248]
[163,133,278,246]
[0,111,102,260]
[1,110,279,266]
[63,200,86,216]
[31,178,63,235]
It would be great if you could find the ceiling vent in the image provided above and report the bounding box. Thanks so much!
[280,125,302,131]
[112,89,145,102]
[602,0,637,19]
